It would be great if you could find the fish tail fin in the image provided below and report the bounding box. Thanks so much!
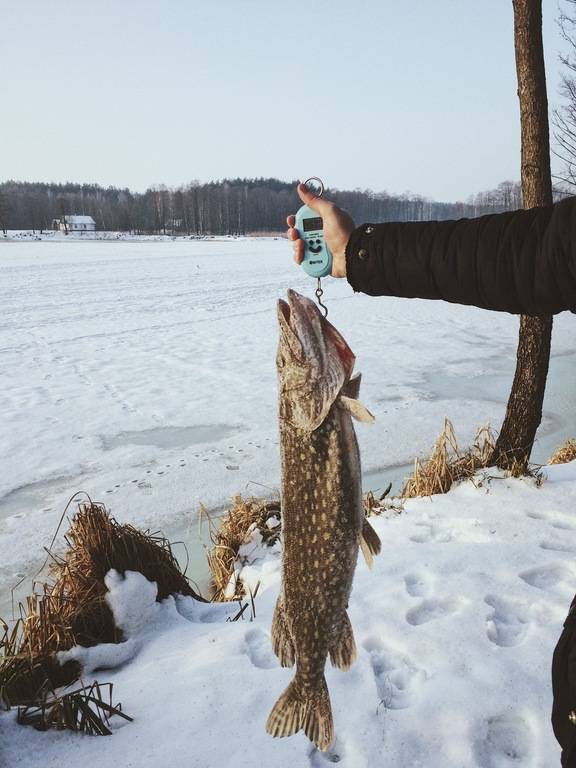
[360,518,382,569]
[329,611,357,670]
[271,595,295,667]
[266,676,334,752]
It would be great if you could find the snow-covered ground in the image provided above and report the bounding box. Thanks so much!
[1,464,576,767]
[0,237,575,765]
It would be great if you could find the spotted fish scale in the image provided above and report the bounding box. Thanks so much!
[266,289,381,751]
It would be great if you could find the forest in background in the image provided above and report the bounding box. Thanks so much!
[0,177,530,236]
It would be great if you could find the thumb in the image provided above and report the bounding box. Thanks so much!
[297,183,331,213]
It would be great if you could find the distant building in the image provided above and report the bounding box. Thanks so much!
[52,215,96,233]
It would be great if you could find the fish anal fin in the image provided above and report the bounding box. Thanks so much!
[329,611,357,671]
[266,677,334,752]
[338,395,375,423]
[271,596,295,667]
[360,518,382,569]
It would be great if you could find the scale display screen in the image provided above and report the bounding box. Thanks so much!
[303,216,323,232]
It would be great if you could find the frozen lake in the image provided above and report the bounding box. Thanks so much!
[1,238,575,612]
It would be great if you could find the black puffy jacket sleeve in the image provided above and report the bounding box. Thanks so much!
[345,196,576,315]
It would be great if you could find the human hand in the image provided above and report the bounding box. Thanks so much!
[286,183,354,278]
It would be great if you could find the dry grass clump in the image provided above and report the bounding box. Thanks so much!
[549,438,576,465]
[205,495,280,601]
[17,681,132,735]
[0,500,205,709]
[401,420,496,499]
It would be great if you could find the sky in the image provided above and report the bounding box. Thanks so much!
[0,0,571,202]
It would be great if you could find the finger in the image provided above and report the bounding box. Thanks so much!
[293,240,304,264]
[286,214,295,227]
[287,227,299,241]
[297,182,331,213]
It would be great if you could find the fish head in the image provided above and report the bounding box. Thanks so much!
[276,289,355,431]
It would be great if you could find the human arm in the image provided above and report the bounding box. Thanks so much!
[287,186,576,315]
[345,196,576,315]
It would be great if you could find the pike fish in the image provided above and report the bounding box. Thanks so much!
[266,289,381,751]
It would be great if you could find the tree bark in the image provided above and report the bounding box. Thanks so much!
[490,0,553,471]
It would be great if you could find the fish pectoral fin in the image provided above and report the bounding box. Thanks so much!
[338,395,375,423]
[266,676,334,752]
[329,611,357,671]
[271,596,296,668]
[360,518,382,569]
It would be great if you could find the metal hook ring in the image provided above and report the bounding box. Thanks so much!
[315,277,328,317]
[303,177,325,198]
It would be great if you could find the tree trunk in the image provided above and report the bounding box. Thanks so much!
[490,0,553,471]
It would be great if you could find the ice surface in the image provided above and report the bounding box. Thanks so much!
[0,237,575,608]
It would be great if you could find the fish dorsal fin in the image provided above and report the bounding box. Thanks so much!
[342,373,362,399]
[338,395,375,423]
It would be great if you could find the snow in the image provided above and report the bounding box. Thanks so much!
[0,237,575,765]
[2,466,576,766]
[62,216,96,225]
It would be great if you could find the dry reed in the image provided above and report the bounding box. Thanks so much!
[401,420,496,499]
[0,500,205,708]
[549,438,576,465]
[363,483,404,516]
[205,495,280,601]
[17,681,132,735]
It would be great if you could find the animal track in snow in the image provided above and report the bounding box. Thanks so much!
[472,713,535,767]
[362,637,426,709]
[244,628,276,669]
[409,522,452,544]
[484,594,530,647]
[404,571,433,598]
[519,562,573,590]
[405,597,464,626]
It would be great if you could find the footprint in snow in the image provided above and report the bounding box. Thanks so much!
[526,509,576,531]
[244,628,277,669]
[362,636,426,710]
[409,522,452,544]
[549,517,576,531]
[484,594,531,648]
[406,597,464,626]
[539,538,576,553]
[308,735,346,765]
[519,563,573,590]
[195,602,237,623]
[309,734,367,767]
[472,713,535,767]
[404,571,433,598]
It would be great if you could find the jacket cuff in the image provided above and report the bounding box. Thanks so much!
[345,223,384,295]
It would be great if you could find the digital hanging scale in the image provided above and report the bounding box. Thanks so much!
[295,177,331,316]
[295,177,332,279]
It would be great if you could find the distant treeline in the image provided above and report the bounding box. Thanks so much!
[0,177,527,235]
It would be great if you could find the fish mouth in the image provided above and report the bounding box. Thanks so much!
[278,290,355,377]
[277,290,310,327]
